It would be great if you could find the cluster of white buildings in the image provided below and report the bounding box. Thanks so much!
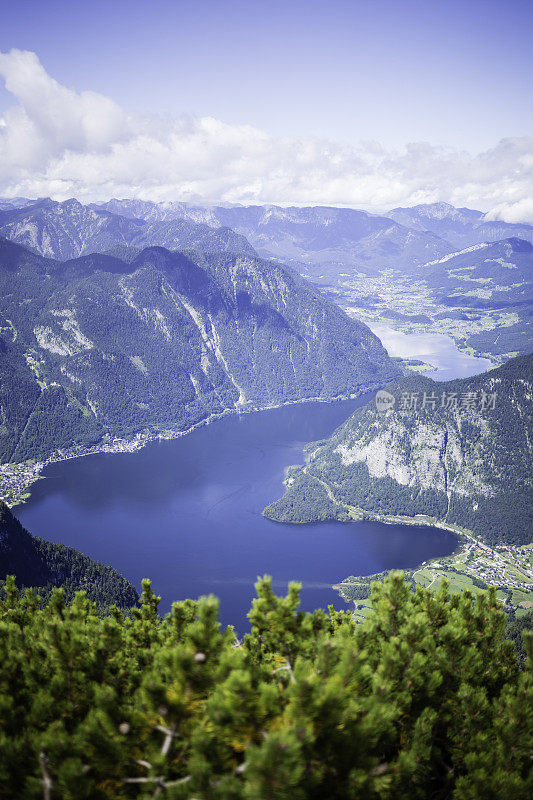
[462,542,533,592]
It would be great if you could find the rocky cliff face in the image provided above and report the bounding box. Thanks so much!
[265,354,533,546]
[0,239,400,464]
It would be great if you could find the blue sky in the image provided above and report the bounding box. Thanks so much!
[0,0,532,216]
[2,0,532,150]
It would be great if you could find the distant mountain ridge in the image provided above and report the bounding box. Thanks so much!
[94,199,454,276]
[2,196,532,278]
[386,202,533,249]
[0,199,256,261]
[95,198,533,272]
[0,501,138,609]
[265,353,533,547]
[0,197,40,212]
[0,237,399,466]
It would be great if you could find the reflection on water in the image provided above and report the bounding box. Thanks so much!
[368,323,493,381]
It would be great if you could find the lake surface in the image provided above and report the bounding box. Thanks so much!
[367,323,493,381]
[18,395,459,631]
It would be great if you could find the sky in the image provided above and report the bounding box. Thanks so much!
[0,0,532,219]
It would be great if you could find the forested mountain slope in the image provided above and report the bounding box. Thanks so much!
[0,239,399,464]
[420,237,533,308]
[265,354,533,546]
[0,501,137,609]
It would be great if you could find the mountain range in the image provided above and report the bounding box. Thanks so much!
[0,237,399,466]
[0,199,255,261]
[265,353,533,547]
[94,198,533,276]
[95,200,454,276]
[2,196,532,283]
[387,202,533,250]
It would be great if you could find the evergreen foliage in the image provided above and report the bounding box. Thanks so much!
[0,502,138,611]
[505,610,533,666]
[0,572,531,799]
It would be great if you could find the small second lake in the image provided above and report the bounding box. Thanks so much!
[367,323,494,381]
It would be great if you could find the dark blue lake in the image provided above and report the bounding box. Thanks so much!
[17,395,458,631]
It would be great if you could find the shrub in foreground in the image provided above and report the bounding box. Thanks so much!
[0,573,531,799]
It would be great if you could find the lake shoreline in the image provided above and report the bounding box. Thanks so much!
[14,395,465,629]
[1,387,379,508]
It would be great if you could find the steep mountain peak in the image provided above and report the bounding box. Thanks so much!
[389,201,483,222]
[30,197,56,210]
[416,202,472,218]
[60,197,84,210]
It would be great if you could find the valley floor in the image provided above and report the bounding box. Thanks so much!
[319,271,531,367]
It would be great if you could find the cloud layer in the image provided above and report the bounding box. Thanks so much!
[1,49,532,221]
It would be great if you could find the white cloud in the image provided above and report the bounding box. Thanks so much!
[485,198,533,224]
[0,49,532,222]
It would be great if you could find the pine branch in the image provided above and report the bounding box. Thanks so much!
[274,657,296,682]
[156,722,178,757]
[39,752,53,800]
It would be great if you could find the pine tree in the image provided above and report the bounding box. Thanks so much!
[0,573,531,799]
